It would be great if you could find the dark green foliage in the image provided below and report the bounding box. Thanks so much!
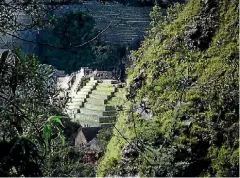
[0,51,63,176]
[39,10,125,73]
[98,0,239,176]
[0,138,42,176]
[0,51,92,176]
[43,146,96,177]
[97,127,114,152]
[43,116,66,148]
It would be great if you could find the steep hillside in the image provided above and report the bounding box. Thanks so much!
[97,0,239,177]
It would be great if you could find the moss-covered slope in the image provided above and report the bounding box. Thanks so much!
[97,0,239,176]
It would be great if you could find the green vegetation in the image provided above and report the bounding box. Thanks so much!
[98,0,239,176]
[39,10,125,73]
[0,51,94,176]
[43,146,96,177]
[97,127,114,152]
[1,0,238,177]
[0,51,62,176]
[97,105,136,176]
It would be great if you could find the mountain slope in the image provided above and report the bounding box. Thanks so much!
[97,0,239,177]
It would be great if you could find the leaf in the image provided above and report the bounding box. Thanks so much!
[48,116,64,127]
[60,135,66,146]
[43,124,52,141]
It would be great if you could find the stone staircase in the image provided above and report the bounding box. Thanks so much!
[66,79,98,116]
[66,78,119,127]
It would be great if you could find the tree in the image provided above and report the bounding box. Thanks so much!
[0,49,63,176]
[0,0,84,34]
[0,0,110,51]
[39,10,125,73]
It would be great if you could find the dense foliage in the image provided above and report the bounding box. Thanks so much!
[43,146,96,177]
[39,10,125,73]
[0,51,62,176]
[98,0,239,176]
[97,127,114,152]
[0,51,94,176]
[0,0,83,34]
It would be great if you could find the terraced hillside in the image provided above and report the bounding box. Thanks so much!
[65,78,119,127]
[51,0,152,45]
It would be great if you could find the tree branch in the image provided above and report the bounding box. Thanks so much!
[3,21,113,50]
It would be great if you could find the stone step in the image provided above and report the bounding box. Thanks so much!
[96,83,114,89]
[73,94,89,99]
[84,103,115,111]
[67,102,81,107]
[95,87,116,92]
[75,113,100,122]
[86,82,98,86]
[89,94,112,100]
[80,88,92,92]
[74,94,90,99]
[91,90,114,95]
[71,97,86,102]
[72,118,101,127]
[86,98,107,105]
[66,104,81,110]
[99,117,117,123]
[75,113,116,122]
[67,101,83,106]
[97,82,116,86]
[82,85,96,89]
[73,118,115,128]
[75,113,99,121]
[76,90,91,96]
[80,108,116,117]
[100,80,118,84]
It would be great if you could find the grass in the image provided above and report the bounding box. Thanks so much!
[96,87,135,176]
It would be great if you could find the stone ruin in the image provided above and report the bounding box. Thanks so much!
[57,67,119,129]
[57,67,116,91]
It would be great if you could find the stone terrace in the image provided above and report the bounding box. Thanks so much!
[58,67,120,128]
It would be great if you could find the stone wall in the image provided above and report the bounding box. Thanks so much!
[92,70,114,80]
